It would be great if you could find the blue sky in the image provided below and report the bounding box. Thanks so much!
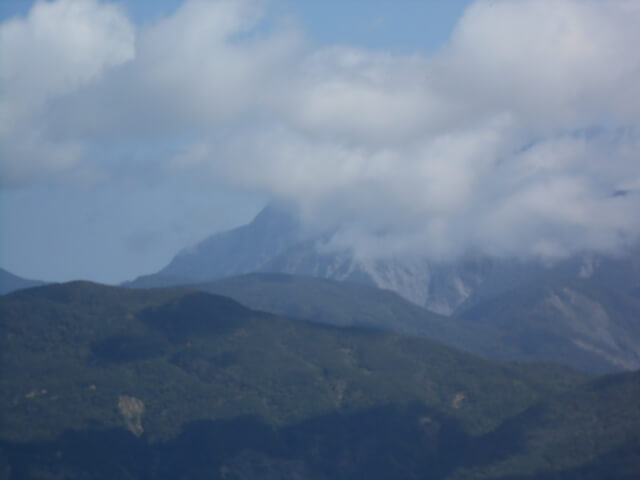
[1,0,639,284]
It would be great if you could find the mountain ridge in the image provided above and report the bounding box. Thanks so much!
[128,205,640,316]
[2,281,639,479]
[194,273,640,374]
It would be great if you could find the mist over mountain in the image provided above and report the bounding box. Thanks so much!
[129,204,640,315]
[125,205,640,373]
[198,273,639,374]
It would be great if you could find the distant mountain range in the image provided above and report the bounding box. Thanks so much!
[2,281,639,479]
[128,203,503,315]
[127,204,305,289]
[126,205,640,373]
[195,273,640,374]
[128,204,640,315]
[0,267,46,295]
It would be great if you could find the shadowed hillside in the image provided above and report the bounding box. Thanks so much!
[2,282,639,478]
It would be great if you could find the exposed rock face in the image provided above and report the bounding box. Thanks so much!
[546,288,640,370]
[128,205,488,312]
[118,395,145,437]
[260,247,494,315]
[452,393,466,409]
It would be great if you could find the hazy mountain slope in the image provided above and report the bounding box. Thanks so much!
[455,249,640,314]
[0,268,46,295]
[261,244,640,316]
[197,273,494,351]
[458,277,640,373]
[576,248,640,297]
[195,273,638,373]
[258,241,494,315]
[6,282,631,479]
[125,205,503,313]
[123,205,640,372]
[127,204,303,288]
[126,204,640,317]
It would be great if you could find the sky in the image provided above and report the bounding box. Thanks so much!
[0,0,639,284]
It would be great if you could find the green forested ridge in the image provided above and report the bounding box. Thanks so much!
[1,282,637,479]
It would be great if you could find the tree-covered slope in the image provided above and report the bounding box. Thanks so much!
[451,370,640,480]
[1,282,637,479]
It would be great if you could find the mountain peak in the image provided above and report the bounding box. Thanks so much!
[128,203,304,288]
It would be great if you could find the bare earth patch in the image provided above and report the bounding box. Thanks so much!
[118,395,145,436]
[452,392,465,409]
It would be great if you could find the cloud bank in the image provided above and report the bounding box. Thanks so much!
[1,0,639,261]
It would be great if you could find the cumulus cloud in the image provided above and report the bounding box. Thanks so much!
[45,0,302,141]
[1,0,639,261]
[0,0,135,184]
[439,0,640,130]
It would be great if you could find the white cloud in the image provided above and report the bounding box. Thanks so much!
[129,0,300,128]
[0,0,134,184]
[1,0,639,261]
[279,47,444,144]
[440,0,640,130]
[0,0,134,105]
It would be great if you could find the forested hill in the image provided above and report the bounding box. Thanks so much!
[1,282,638,478]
